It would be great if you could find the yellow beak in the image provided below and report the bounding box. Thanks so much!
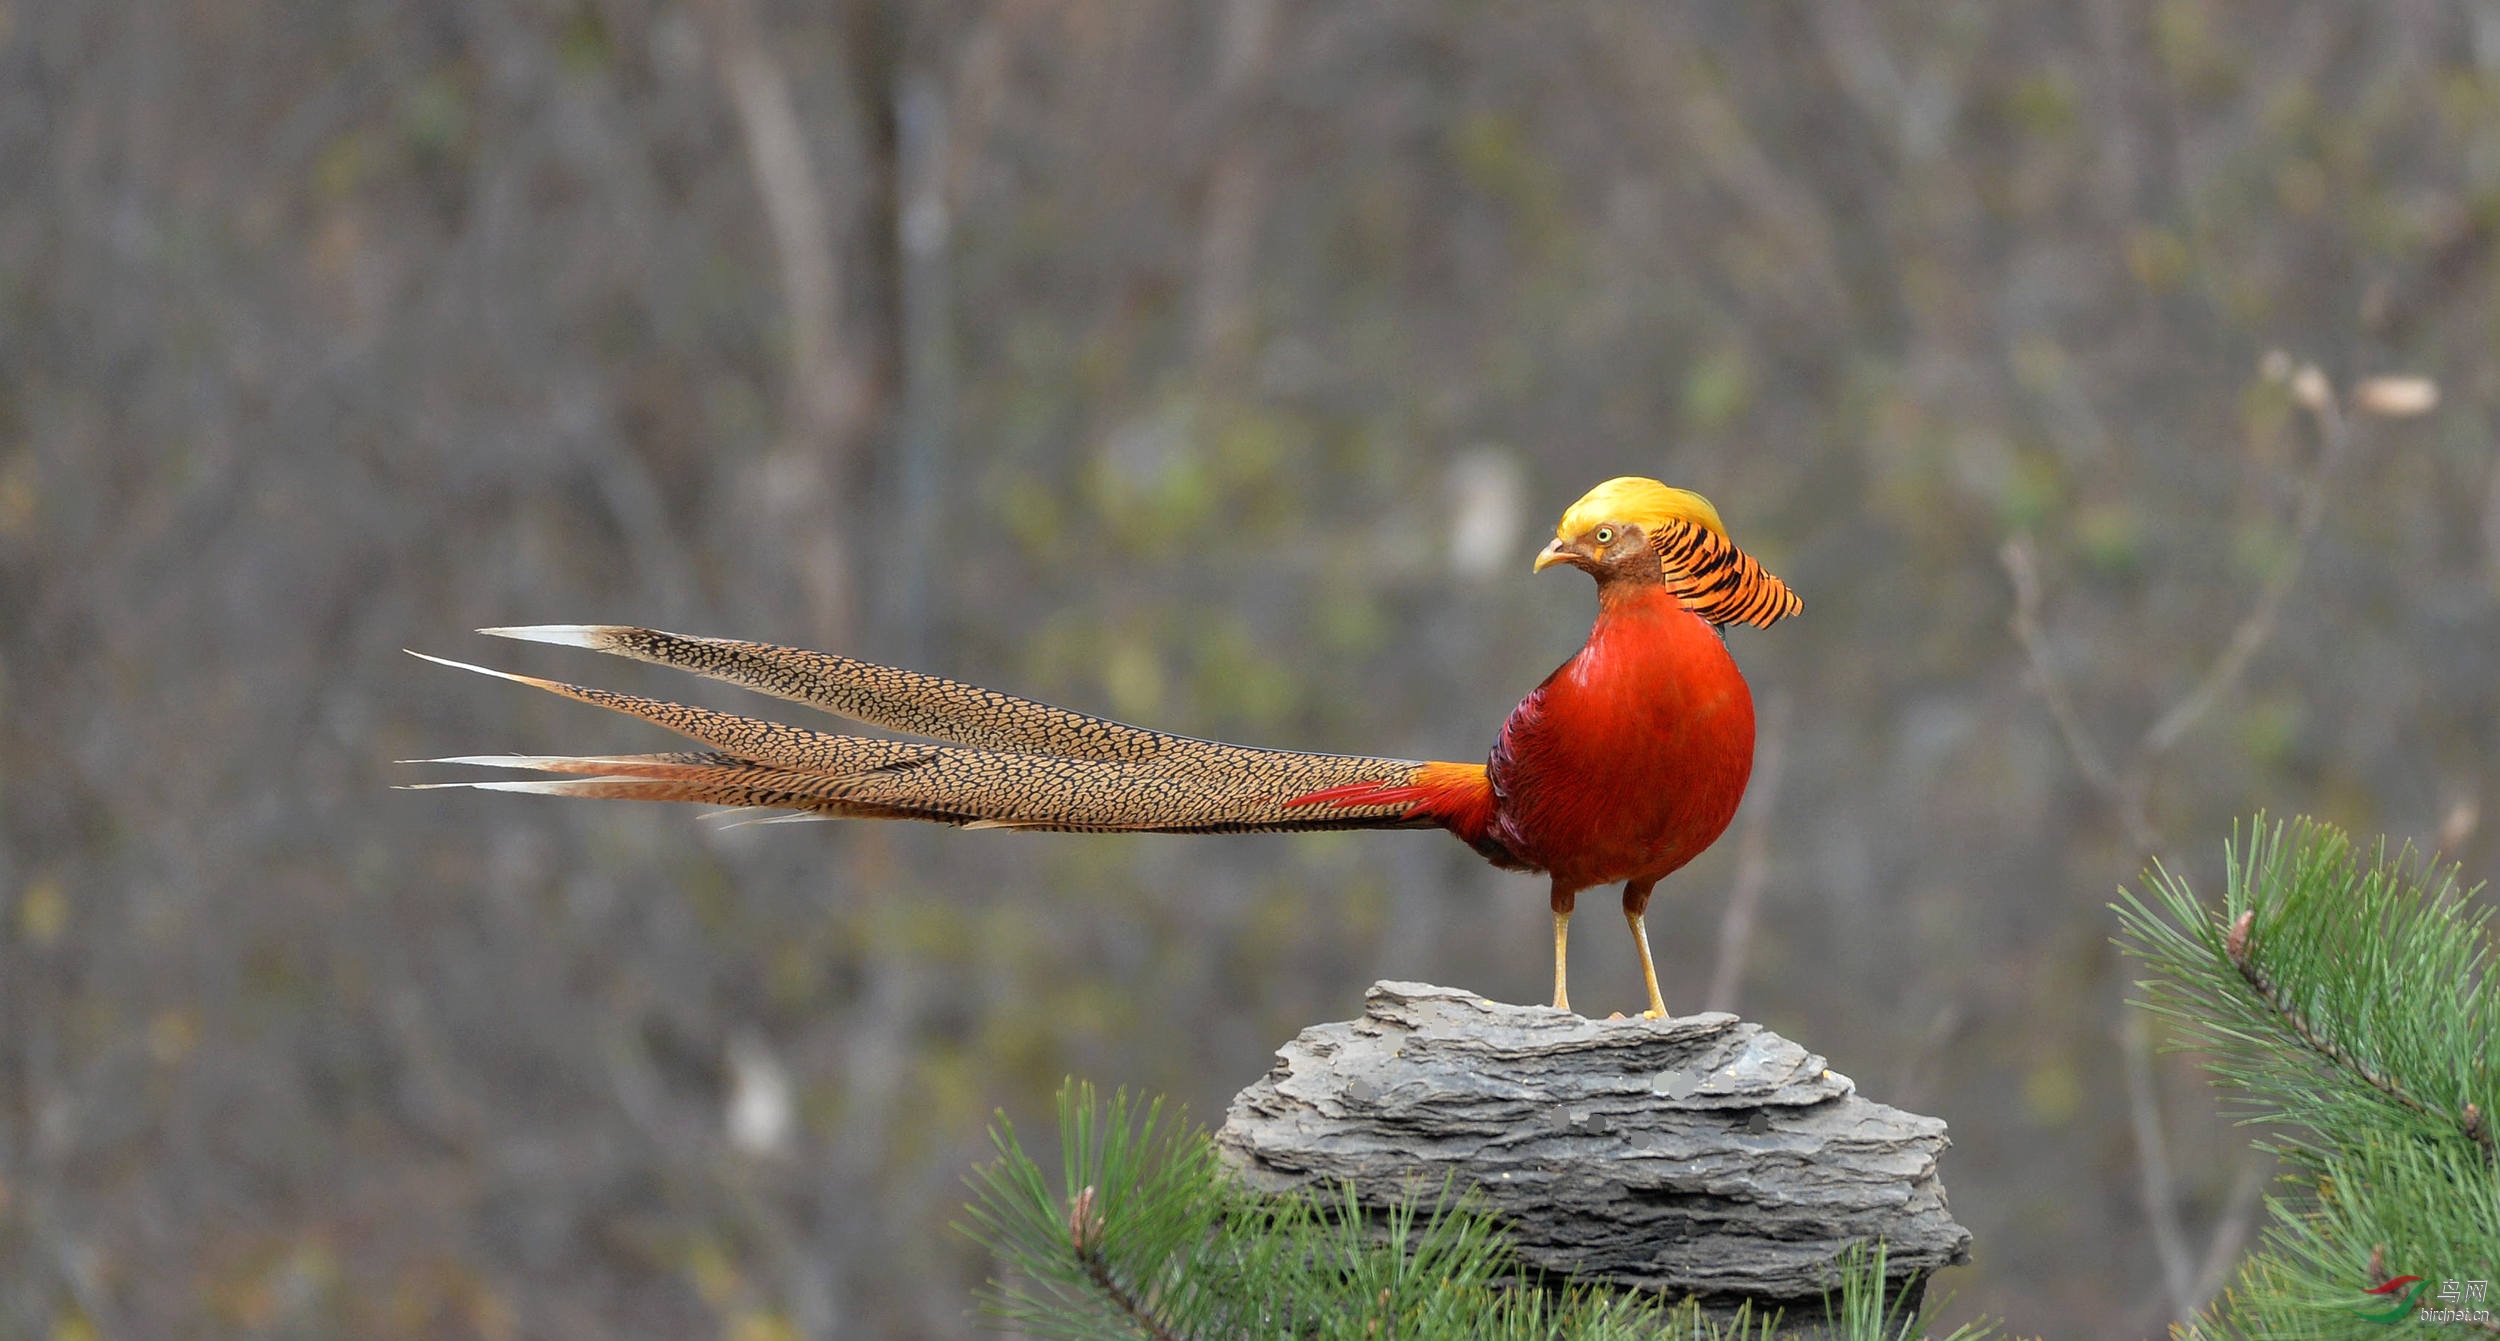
[1533,538,1573,572]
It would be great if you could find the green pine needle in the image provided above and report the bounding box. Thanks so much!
[2115,815,2499,1337]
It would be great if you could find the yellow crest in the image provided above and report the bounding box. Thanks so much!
[1551,477,1800,627]
[1553,477,1727,542]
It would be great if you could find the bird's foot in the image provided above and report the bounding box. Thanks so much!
[1639,1007,1666,1020]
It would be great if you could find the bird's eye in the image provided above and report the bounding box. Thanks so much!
[1594,526,1614,544]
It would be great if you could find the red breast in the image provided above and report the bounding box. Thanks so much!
[1486,585,1756,891]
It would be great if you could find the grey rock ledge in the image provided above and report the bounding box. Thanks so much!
[1216,981,1971,1307]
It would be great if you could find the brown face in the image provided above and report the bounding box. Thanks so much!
[1533,522,1662,586]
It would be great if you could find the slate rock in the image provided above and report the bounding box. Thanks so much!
[1216,981,1972,1308]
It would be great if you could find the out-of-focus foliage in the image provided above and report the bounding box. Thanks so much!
[0,2,2495,1337]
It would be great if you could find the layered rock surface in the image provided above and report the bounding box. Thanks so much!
[1216,981,1970,1306]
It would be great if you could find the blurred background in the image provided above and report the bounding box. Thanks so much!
[3,1,2496,1336]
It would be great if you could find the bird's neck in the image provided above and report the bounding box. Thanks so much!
[1566,582,1735,706]
[1592,576,1700,628]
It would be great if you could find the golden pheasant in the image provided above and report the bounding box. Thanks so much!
[410,477,1798,1017]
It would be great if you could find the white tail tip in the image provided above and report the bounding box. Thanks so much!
[398,754,629,770]
[476,624,629,648]
[705,810,831,828]
[404,650,549,684]
[396,779,608,795]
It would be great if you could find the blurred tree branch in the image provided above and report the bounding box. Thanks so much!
[884,67,955,664]
[2002,536,2147,847]
[2117,1008,2196,1314]
[696,0,875,462]
[1598,10,1852,322]
[1806,0,1957,164]
[1999,357,2401,1326]
[1707,691,1787,1015]
[1193,0,1279,376]
[2137,371,2350,762]
[2001,358,2361,856]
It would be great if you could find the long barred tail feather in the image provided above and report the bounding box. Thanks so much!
[405,652,945,773]
[480,625,1233,765]
[407,633,1461,834]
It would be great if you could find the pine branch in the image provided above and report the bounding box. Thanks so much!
[2116,818,2500,1335]
[957,1082,1231,1340]
[2222,906,2423,1116]
[2224,909,2496,1165]
[2120,820,2497,1153]
[1063,1185,1194,1341]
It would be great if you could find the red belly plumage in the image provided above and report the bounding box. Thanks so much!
[1482,585,1755,894]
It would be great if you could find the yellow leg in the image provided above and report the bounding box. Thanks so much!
[1627,910,1667,1019]
[1551,909,1572,1013]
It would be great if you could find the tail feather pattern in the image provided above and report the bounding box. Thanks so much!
[481,625,1217,763]
[409,629,1479,834]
